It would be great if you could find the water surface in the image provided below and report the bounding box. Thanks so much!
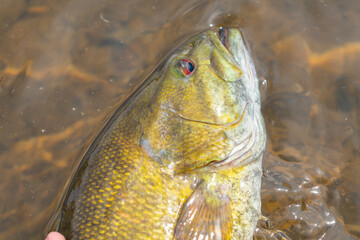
[0,0,359,239]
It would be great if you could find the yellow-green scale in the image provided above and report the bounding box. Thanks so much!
[58,108,194,239]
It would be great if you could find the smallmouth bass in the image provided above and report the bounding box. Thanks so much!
[46,27,266,240]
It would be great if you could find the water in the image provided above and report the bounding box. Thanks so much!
[0,0,359,239]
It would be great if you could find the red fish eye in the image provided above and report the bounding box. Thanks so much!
[179,59,195,76]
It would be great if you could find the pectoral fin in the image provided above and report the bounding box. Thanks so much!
[174,183,232,240]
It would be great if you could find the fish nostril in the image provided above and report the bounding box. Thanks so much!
[219,28,229,49]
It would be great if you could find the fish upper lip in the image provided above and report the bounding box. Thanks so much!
[206,30,240,68]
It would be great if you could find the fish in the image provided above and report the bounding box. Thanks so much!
[46,27,267,240]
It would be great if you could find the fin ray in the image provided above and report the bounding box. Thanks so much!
[174,183,232,240]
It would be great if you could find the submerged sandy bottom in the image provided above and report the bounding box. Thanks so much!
[0,0,359,239]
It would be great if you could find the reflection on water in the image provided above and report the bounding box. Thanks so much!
[0,0,359,239]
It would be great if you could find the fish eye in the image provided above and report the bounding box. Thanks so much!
[178,58,195,76]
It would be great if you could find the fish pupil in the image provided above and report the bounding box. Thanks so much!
[186,61,194,73]
[180,59,195,76]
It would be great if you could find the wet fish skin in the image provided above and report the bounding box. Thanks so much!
[47,27,266,240]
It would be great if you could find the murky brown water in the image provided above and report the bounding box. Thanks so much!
[0,0,359,239]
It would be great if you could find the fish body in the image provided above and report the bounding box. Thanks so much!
[47,28,266,240]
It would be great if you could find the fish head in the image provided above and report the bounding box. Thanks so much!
[140,28,266,173]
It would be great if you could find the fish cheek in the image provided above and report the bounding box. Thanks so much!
[172,123,233,173]
[140,110,233,173]
[170,66,243,126]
